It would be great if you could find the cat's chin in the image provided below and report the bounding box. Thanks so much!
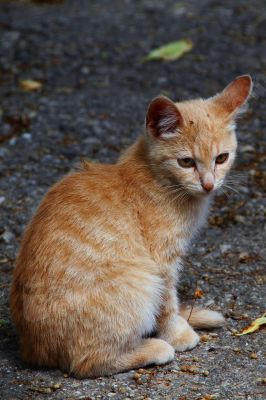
[190,189,215,199]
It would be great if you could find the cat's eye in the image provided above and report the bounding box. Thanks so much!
[216,153,229,164]
[177,157,196,168]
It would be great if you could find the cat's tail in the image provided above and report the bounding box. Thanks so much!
[179,305,225,329]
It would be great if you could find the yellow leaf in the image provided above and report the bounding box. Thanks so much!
[235,313,266,336]
[20,79,42,92]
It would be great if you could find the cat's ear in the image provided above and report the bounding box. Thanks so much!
[146,96,183,139]
[213,75,253,117]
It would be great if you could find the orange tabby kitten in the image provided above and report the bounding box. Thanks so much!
[10,75,252,378]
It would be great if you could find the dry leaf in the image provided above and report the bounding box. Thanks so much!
[200,334,211,342]
[195,287,204,298]
[144,39,193,62]
[235,313,266,336]
[180,365,198,374]
[20,79,42,92]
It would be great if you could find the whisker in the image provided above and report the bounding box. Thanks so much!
[223,184,240,195]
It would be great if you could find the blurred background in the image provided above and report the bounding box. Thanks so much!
[0,1,265,399]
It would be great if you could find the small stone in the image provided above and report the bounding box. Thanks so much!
[220,244,231,253]
[234,215,245,224]
[28,110,37,119]
[29,386,52,394]
[203,370,209,376]
[137,368,145,374]
[233,347,241,353]
[0,196,5,204]
[1,230,15,243]
[52,383,62,389]
[205,299,215,306]
[81,66,90,74]
[133,373,141,380]
[170,368,180,373]
[241,145,255,152]
[22,132,32,140]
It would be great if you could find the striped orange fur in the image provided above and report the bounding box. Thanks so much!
[10,75,252,377]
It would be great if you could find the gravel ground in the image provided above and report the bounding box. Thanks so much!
[0,0,265,399]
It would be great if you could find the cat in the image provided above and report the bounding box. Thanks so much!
[10,75,252,378]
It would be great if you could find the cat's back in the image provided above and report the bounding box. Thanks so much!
[12,162,133,281]
[31,161,123,223]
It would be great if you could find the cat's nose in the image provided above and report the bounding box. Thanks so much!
[202,182,214,192]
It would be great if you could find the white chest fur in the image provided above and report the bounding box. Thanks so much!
[170,196,211,256]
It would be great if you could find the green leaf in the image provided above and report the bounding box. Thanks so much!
[144,39,193,62]
[0,319,6,328]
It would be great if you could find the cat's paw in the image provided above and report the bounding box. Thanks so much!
[172,324,200,351]
[165,316,200,352]
[151,339,175,365]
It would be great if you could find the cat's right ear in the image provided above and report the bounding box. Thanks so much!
[145,96,183,139]
[213,75,253,117]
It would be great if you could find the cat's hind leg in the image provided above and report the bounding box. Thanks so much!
[71,338,174,378]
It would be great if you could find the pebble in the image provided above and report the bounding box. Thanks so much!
[241,145,255,152]
[0,148,8,157]
[233,347,241,353]
[220,244,231,253]
[52,383,62,389]
[22,132,32,140]
[9,137,17,146]
[1,230,15,243]
[205,299,215,306]
[0,196,5,205]
[234,215,245,223]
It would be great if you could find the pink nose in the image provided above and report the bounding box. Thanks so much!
[202,182,214,192]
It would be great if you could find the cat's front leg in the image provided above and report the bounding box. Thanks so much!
[157,288,200,351]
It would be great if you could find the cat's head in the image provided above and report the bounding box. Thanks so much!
[145,75,253,196]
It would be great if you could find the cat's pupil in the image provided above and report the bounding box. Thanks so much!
[216,153,229,164]
[177,158,195,168]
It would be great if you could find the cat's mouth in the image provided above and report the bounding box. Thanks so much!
[187,185,216,198]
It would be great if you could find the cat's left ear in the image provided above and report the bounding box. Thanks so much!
[146,96,183,139]
[213,75,253,117]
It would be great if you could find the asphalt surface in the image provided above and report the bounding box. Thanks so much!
[0,0,265,399]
